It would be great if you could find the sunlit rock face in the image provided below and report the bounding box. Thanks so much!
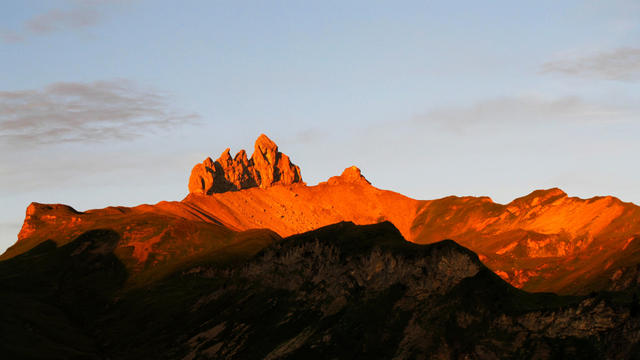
[188,134,303,194]
[18,203,82,242]
[325,166,371,186]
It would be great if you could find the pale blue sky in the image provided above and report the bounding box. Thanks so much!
[2,0,640,252]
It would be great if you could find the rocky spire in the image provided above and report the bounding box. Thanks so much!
[188,134,303,194]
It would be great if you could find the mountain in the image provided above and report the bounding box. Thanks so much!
[5,134,640,295]
[2,222,639,359]
[4,134,640,358]
[3,201,280,287]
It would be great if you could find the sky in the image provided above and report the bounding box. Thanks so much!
[1,0,639,253]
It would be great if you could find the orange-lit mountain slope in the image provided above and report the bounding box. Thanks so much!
[408,188,640,294]
[181,179,640,294]
[179,135,640,294]
[2,202,279,285]
[183,166,419,241]
[6,134,640,294]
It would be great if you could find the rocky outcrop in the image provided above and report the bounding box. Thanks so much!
[188,134,303,194]
[18,203,82,242]
[326,166,371,186]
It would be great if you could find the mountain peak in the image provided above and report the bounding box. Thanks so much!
[514,187,568,206]
[254,134,278,155]
[326,166,371,185]
[505,188,568,216]
[188,134,303,194]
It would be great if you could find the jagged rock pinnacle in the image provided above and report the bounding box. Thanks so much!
[188,134,303,194]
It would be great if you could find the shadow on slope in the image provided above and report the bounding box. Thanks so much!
[1,222,639,359]
[0,229,127,359]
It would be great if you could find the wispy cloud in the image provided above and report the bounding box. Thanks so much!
[541,48,640,81]
[25,6,101,34]
[0,79,199,145]
[415,95,636,133]
[1,1,124,42]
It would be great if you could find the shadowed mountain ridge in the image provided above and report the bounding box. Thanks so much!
[2,222,640,359]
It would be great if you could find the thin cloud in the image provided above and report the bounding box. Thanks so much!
[1,1,126,42]
[415,95,635,133]
[0,79,200,146]
[26,7,101,34]
[541,48,640,81]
